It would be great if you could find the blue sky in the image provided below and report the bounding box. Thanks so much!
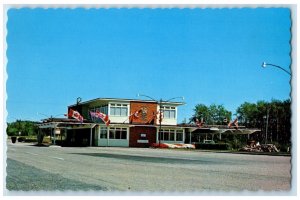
[6,8,291,123]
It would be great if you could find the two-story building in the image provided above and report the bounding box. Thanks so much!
[39,97,189,147]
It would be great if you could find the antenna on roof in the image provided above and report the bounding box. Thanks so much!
[77,97,82,105]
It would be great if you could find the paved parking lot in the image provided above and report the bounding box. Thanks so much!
[5,142,292,194]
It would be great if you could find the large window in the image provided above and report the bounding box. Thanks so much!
[89,105,108,122]
[162,106,176,119]
[109,127,127,139]
[159,129,183,141]
[110,104,128,116]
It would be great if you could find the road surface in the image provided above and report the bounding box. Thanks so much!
[5,142,291,193]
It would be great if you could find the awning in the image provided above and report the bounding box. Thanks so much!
[191,127,260,135]
[38,122,96,129]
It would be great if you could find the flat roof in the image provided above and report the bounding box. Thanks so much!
[68,97,185,107]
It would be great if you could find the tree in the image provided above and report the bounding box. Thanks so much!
[6,120,39,136]
[191,103,231,125]
[236,99,291,146]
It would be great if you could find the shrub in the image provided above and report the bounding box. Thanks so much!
[11,136,17,143]
[24,138,38,143]
[17,137,26,142]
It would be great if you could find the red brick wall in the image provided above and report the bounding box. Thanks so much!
[130,101,158,125]
[129,126,157,147]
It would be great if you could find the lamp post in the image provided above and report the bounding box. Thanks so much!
[263,108,269,144]
[261,62,291,76]
[137,94,184,147]
[261,62,290,144]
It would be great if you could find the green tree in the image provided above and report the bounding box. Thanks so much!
[191,103,231,125]
[236,99,291,146]
[6,120,39,136]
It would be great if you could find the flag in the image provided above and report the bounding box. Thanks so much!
[228,118,238,129]
[68,109,84,122]
[148,110,164,124]
[157,110,164,123]
[147,111,156,124]
[90,111,110,126]
[195,117,204,128]
[129,109,141,123]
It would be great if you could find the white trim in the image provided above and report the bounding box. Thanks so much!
[69,98,184,107]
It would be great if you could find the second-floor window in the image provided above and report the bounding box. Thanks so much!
[162,106,176,119]
[110,104,128,116]
[89,105,108,122]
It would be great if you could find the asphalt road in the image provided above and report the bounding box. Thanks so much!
[5,142,291,194]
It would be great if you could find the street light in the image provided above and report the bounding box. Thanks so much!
[261,62,291,76]
[137,94,184,147]
[263,108,270,144]
[261,62,290,144]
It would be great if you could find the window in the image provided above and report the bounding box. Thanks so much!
[110,104,128,116]
[159,129,174,141]
[109,129,115,139]
[162,106,176,119]
[109,127,127,139]
[100,127,108,138]
[89,105,108,122]
[163,131,169,141]
[176,130,183,141]
[169,130,175,141]
[159,129,183,141]
[140,133,147,140]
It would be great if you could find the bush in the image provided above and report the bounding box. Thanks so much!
[11,136,17,143]
[17,137,26,142]
[24,138,38,143]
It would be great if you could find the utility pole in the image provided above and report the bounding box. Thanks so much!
[265,108,269,144]
[159,98,162,147]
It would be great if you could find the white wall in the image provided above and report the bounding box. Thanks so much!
[160,118,177,126]
[109,116,129,123]
[98,139,129,147]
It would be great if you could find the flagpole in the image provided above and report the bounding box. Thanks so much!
[137,94,184,147]
[159,98,162,147]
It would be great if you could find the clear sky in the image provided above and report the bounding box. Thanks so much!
[6,8,291,123]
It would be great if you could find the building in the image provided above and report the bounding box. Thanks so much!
[38,97,260,147]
